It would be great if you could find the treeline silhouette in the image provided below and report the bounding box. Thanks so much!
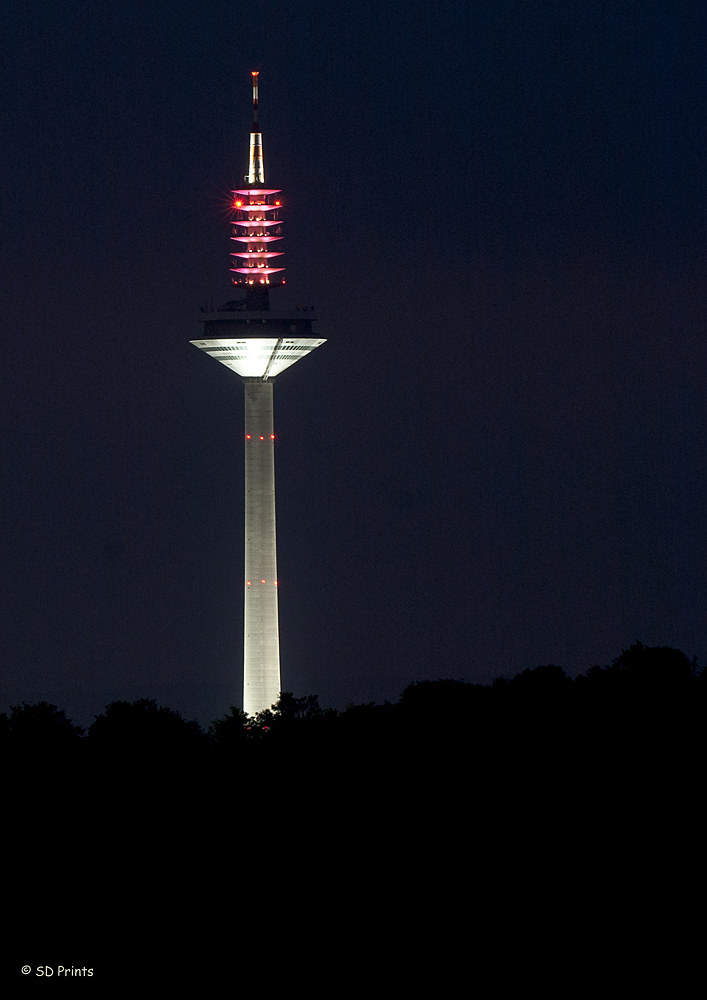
[3,643,704,789]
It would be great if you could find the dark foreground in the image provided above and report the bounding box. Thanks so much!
[5,641,703,979]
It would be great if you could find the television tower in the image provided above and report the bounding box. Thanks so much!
[191,72,325,716]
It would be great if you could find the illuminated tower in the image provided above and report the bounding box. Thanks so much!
[191,72,325,716]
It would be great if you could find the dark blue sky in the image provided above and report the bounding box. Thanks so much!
[1,1,706,725]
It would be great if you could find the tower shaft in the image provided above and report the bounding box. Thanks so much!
[243,380,280,716]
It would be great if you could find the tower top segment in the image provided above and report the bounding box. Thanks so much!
[192,68,325,381]
[247,70,264,186]
[231,71,283,309]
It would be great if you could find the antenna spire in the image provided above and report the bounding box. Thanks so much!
[247,71,264,185]
[252,70,259,126]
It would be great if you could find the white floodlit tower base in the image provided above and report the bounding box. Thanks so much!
[191,320,325,716]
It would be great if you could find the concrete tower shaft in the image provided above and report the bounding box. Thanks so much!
[243,380,279,716]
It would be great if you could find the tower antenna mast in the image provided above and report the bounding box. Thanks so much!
[247,71,264,186]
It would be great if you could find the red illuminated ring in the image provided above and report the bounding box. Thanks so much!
[232,220,281,228]
[231,267,285,274]
[233,188,281,196]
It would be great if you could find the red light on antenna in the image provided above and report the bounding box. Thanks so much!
[275,201,281,206]
[235,200,242,207]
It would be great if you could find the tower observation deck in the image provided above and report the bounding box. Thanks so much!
[191,72,325,716]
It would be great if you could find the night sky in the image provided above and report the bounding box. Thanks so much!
[1,1,706,727]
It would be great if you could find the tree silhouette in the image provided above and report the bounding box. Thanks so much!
[209,705,249,757]
[611,641,696,689]
[8,701,84,747]
[5,702,84,780]
[89,698,209,774]
[245,692,327,734]
[2,641,702,793]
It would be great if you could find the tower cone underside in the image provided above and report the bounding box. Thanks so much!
[243,380,280,716]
